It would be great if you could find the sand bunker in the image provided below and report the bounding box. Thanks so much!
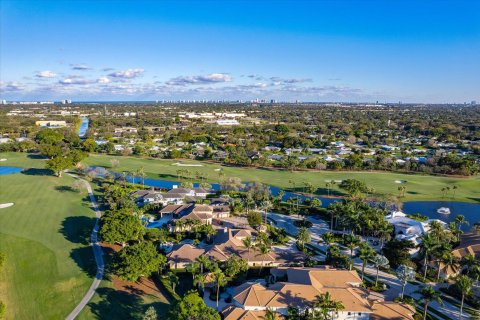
[0,203,14,209]
[172,162,203,167]
[395,180,407,184]
[0,159,6,162]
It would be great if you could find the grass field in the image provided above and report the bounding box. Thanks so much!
[81,153,480,203]
[0,173,96,319]
[1,152,479,203]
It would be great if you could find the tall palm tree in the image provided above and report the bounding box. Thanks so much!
[456,275,473,320]
[193,273,206,293]
[358,242,376,281]
[137,166,146,186]
[396,265,416,299]
[370,254,389,287]
[257,243,272,274]
[261,200,272,224]
[213,269,228,310]
[455,215,469,232]
[242,236,254,264]
[313,292,344,320]
[321,232,335,248]
[437,250,459,281]
[419,233,439,281]
[196,255,210,274]
[452,185,458,199]
[416,286,442,320]
[462,254,480,283]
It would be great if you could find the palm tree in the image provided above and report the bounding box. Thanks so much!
[186,262,200,281]
[452,185,458,199]
[441,187,446,198]
[196,255,210,274]
[419,233,439,281]
[167,271,179,292]
[296,227,311,250]
[193,273,206,293]
[437,250,459,281]
[137,166,146,186]
[321,232,335,248]
[455,215,469,232]
[396,265,416,299]
[370,254,389,287]
[313,292,344,320]
[261,308,280,320]
[213,269,228,310]
[456,275,473,320]
[261,200,272,224]
[462,254,480,283]
[344,234,358,270]
[257,243,272,274]
[416,285,442,320]
[242,236,254,264]
[358,242,376,281]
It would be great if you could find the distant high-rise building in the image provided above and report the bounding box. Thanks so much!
[61,99,72,104]
[472,100,477,105]
[0,99,6,105]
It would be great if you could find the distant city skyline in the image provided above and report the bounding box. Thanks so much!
[1,0,479,103]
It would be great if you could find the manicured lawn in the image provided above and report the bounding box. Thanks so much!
[81,153,480,203]
[0,173,96,319]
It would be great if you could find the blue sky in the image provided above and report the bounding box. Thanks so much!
[1,0,479,102]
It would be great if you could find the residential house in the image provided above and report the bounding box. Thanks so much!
[131,189,163,206]
[436,232,480,278]
[223,267,414,320]
[167,228,303,269]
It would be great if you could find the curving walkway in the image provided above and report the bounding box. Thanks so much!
[65,175,104,320]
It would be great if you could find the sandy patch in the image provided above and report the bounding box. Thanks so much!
[0,203,14,209]
[395,180,407,184]
[0,159,6,162]
[172,162,203,167]
[214,168,221,171]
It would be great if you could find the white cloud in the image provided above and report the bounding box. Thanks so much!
[166,73,232,86]
[97,76,111,84]
[36,70,57,78]
[59,77,95,85]
[108,68,144,79]
[71,64,92,71]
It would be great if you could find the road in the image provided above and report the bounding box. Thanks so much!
[65,175,104,320]
[267,211,469,320]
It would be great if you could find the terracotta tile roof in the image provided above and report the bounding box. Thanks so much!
[370,302,415,320]
[222,306,283,320]
[166,244,205,264]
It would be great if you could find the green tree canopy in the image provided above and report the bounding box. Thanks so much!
[166,290,220,320]
[100,209,145,246]
[111,242,166,282]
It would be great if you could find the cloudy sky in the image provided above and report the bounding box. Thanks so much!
[1,0,479,102]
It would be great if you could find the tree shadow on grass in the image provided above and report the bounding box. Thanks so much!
[21,168,53,176]
[55,185,77,192]
[69,246,97,278]
[87,287,145,320]
[27,153,48,159]
[59,216,96,245]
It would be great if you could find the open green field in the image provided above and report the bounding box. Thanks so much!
[82,154,480,203]
[1,152,479,203]
[0,173,96,319]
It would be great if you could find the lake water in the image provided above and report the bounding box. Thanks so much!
[78,117,89,138]
[403,201,480,227]
[0,166,23,175]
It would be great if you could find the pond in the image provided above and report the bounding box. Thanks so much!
[0,166,23,176]
[403,201,480,227]
[78,117,89,138]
